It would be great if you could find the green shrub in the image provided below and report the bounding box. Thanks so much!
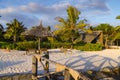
[74,43,103,51]
[0,41,103,51]
[50,42,72,48]
[40,42,72,49]
[40,42,51,48]
[74,41,86,46]
[16,41,37,50]
[0,41,13,49]
[7,44,15,50]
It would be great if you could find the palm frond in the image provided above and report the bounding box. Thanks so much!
[116,15,120,19]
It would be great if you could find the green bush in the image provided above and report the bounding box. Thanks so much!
[0,41,103,51]
[40,42,51,48]
[40,42,72,49]
[50,42,72,48]
[74,41,86,46]
[74,43,103,51]
[16,41,37,50]
[0,41,13,49]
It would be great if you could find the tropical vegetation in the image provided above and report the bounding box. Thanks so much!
[54,6,87,44]
[4,19,26,43]
[0,6,120,51]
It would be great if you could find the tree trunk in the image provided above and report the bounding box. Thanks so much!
[13,35,17,43]
[105,35,108,49]
[38,37,40,51]
[13,35,17,49]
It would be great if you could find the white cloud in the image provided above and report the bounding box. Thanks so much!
[0,13,40,28]
[0,0,111,29]
[0,7,15,14]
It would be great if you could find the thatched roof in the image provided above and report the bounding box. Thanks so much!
[81,31,102,43]
[22,23,52,37]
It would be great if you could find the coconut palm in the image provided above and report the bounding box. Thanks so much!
[0,24,3,37]
[116,15,120,19]
[4,19,26,43]
[0,16,3,32]
[93,23,114,48]
[0,16,4,40]
[112,15,120,45]
[54,6,87,44]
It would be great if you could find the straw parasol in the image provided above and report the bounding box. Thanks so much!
[22,22,52,51]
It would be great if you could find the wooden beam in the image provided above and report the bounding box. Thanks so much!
[37,71,63,78]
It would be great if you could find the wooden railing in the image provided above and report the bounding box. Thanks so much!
[32,50,90,80]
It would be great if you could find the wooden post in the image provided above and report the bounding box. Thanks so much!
[64,69,70,80]
[44,51,49,80]
[45,53,49,72]
[32,56,38,80]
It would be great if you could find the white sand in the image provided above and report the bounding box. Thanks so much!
[0,49,120,76]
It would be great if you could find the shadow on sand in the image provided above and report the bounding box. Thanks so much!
[64,54,119,72]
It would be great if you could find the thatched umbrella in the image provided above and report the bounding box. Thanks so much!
[22,22,52,51]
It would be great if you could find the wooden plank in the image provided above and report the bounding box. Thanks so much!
[37,71,63,78]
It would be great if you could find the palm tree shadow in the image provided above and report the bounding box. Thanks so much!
[64,54,119,71]
[0,61,25,70]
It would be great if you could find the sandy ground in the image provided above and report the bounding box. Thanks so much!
[0,49,120,76]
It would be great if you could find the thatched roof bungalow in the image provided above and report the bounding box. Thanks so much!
[80,31,103,45]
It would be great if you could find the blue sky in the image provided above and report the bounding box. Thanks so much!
[0,0,120,29]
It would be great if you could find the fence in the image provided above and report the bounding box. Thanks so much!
[32,50,90,80]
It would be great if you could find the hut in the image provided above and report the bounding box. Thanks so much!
[80,31,103,45]
[22,22,52,51]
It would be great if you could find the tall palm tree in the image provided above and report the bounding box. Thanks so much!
[116,15,120,19]
[112,26,120,41]
[112,15,120,45]
[54,6,87,44]
[0,16,4,39]
[0,24,3,35]
[93,23,114,48]
[4,19,26,43]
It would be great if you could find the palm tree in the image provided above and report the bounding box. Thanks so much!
[0,16,3,31]
[116,15,120,19]
[93,23,114,48]
[112,15,120,45]
[0,24,3,36]
[54,6,87,44]
[4,19,26,43]
[0,16,4,40]
[112,26,120,45]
